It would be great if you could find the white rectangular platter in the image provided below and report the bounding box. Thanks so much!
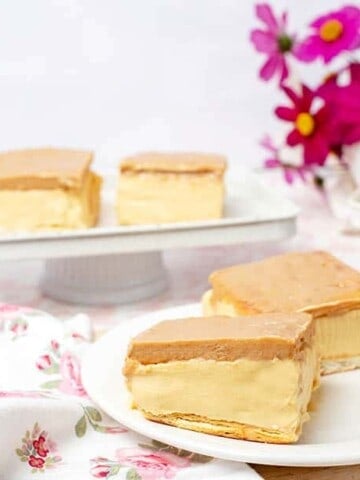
[0,172,298,260]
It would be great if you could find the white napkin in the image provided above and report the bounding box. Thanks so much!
[0,304,260,479]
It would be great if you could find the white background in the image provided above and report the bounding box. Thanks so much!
[0,0,347,170]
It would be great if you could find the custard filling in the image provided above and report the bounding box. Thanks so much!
[117,171,224,225]
[127,347,318,435]
[0,171,101,230]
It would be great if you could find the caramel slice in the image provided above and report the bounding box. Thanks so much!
[0,148,102,230]
[124,313,319,444]
[203,251,360,373]
[117,152,226,225]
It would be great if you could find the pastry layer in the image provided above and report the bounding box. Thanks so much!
[142,412,298,444]
[125,346,319,443]
[0,148,92,190]
[0,171,101,230]
[120,152,227,174]
[117,171,224,225]
[209,251,360,317]
[128,313,314,363]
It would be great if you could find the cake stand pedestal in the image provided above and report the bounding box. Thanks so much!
[41,252,167,305]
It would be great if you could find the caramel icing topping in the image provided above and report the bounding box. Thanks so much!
[0,148,93,190]
[127,313,314,364]
[210,251,360,317]
[120,152,227,174]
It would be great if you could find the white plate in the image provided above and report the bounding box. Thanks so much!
[82,304,360,467]
[0,173,297,260]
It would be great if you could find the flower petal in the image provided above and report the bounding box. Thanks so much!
[296,167,308,183]
[350,62,360,81]
[250,29,277,53]
[280,11,288,30]
[283,168,294,184]
[260,135,277,152]
[304,136,329,166]
[259,55,280,81]
[256,4,279,32]
[274,106,296,121]
[294,36,320,63]
[279,57,289,83]
[287,129,302,146]
[300,84,314,110]
[342,124,360,144]
[264,158,280,168]
[282,85,300,105]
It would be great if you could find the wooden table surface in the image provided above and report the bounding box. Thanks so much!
[252,464,360,479]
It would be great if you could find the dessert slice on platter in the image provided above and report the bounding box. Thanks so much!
[124,313,319,444]
[117,152,226,225]
[0,148,101,231]
[203,251,360,374]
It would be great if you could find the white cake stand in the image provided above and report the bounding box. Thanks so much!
[0,174,298,305]
[41,252,168,305]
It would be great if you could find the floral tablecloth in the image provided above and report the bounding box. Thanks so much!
[0,304,259,479]
[0,175,359,479]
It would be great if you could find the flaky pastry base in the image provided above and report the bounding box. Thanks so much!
[140,410,303,444]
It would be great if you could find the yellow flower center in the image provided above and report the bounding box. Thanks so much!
[295,112,315,136]
[319,19,343,42]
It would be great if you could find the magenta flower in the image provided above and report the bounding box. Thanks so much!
[250,3,295,83]
[275,85,336,166]
[296,6,360,64]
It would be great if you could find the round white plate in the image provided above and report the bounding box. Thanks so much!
[82,304,360,467]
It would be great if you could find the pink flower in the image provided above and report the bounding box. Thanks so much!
[51,340,60,351]
[116,447,190,480]
[59,352,87,397]
[250,3,295,83]
[36,354,53,371]
[9,319,28,336]
[295,6,360,64]
[33,435,49,458]
[28,455,45,469]
[261,136,309,184]
[275,85,336,166]
[90,464,111,478]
